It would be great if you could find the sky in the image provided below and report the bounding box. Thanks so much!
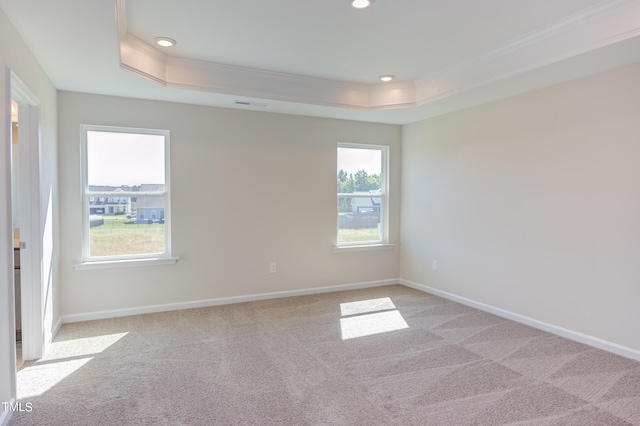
[87,131,165,186]
[337,147,381,176]
[87,133,378,185]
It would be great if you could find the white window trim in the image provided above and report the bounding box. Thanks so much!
[332,243,395,252]
[73,257,179,271]
[336,142,389,248]
[77,124,174,267]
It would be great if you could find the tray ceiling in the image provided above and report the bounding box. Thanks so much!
[2,0,640,124]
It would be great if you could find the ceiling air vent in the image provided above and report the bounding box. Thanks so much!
[234,101,268,107]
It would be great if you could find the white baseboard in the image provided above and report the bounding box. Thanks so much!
[0,399,14,426]
[41,317,63,357]
[61,279,400,324]
[50,317,63,341]
[52,317,63,337]
[55,277,640,361]
[400,279,640,362]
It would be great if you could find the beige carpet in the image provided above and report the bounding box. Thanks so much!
[9,285,640,425]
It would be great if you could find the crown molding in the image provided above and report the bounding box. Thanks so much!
[414,0,640,106]
[116,0,640,111]
[165,56,373,109]
[115,0,128,40]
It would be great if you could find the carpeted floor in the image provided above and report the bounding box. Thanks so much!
[9,285,640,425]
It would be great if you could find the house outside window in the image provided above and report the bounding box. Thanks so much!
[135,186,165,224]
[81,125,171,261]
[337,143,389,246]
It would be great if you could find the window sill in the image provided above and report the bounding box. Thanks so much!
[73,257,179,271]
[333,243,395,253]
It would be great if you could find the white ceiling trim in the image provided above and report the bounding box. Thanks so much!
[414,0,640,106]
[116,0,640,111]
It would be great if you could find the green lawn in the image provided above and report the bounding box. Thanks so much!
[338,226,381,243]
[90,215,164,257]
[91,215,378,255]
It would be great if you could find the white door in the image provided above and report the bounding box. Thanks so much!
[11,72,44,361]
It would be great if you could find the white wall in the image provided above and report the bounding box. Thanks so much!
[401,62,640,352]
[58,92,401,316]
[0,6,58,422]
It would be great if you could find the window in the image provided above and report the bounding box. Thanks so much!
[81,125,171,262]
[337,143,388,246]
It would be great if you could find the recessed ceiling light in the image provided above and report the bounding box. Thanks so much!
[154,37,176,47]
[351,0,374,9]
[379,75,395,82]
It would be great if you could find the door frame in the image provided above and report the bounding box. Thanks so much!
[10,70,44,361]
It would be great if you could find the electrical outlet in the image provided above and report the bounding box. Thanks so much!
[269,262,277,273]
[432,260,438,271]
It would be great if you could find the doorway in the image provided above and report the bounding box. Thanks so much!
[9,70,44,365]
[10,99,22,369]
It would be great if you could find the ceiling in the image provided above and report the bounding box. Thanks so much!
[2,0,640,124]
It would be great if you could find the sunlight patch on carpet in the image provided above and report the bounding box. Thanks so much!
[340,297,397,316]
[42,332,129,361]
[340,298,408,340]
[17,332,129,399]
[18,357,93,399]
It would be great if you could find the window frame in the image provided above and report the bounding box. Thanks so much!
[336,142,389,248]
[79,124,173,264]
